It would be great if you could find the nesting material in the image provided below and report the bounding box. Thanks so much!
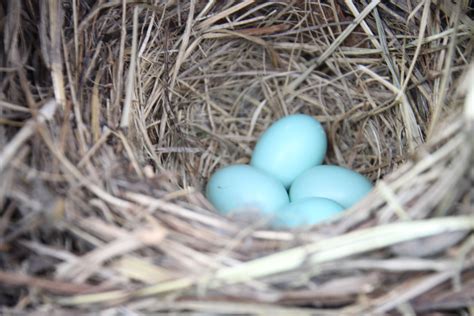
[0,1,473,314]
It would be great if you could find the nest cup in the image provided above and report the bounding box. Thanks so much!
[0,1,473,314]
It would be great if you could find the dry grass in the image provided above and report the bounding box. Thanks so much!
[0,0,473,314]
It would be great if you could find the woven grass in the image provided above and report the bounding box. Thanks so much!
[1,0,473,314]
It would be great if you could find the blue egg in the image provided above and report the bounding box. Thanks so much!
[206,164,289,216]
[250,114,327,188]
[289,165,373,208]
[272,197,345,229]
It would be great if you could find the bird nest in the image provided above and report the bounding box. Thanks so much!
[1,1,473,314]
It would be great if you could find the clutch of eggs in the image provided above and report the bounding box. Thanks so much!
[206,114,373,229]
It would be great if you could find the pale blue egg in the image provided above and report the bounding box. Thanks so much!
[250,114,327,188]
[206,164,289,216]
[272,197,345,229]
[289,165,373,208]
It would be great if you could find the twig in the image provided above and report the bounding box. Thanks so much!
[197,0,255,30]
[373,270,456,313]
[49,0,66,109]
[120,6,139,128]
[0,99,57,173]
[57,216,474,305]
[0,270,105,295]
[427,3,460,140]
